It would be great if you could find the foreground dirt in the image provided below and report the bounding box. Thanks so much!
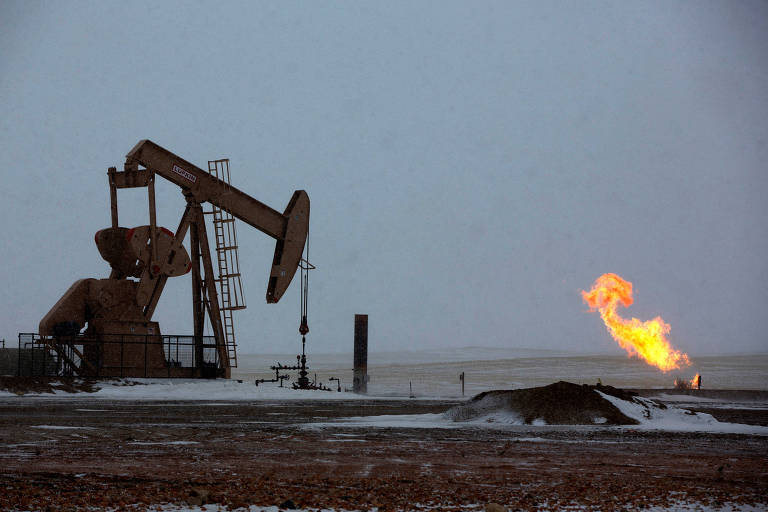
[0,398,766,511]
[0,376,99,395]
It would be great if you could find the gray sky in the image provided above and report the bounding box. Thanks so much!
[1,1,766,357]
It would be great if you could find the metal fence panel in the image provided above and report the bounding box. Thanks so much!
[16,333,220,378]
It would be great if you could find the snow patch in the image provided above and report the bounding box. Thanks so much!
[2,378,422,401]
[135,499,768,512]
[144,505,367,512]
[306,413,458,430]
[128,441,199,446]
[31,425,94,430]
[19,378,413,401]
[597,391,768,435]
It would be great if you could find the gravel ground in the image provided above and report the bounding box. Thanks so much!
[0,397,766,511]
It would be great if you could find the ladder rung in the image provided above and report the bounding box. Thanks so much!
[208,158,244,367]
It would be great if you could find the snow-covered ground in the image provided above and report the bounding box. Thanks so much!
[4,351,766,399]
[651,392,768,410]
[0,378,413,401]
[303,392,768,436]
[3,378,767,435]
[596,391,768,435]
[234,351,768,394]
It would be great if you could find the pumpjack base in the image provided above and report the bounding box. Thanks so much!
[20,332,231,379]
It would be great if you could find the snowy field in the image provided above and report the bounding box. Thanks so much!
[234,351,768,397]
[0,378,378,401]
[3,352,767,510]
[2,376,767,435]
[302,391,768,436]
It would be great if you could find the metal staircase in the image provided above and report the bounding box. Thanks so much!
[205,159,246,368]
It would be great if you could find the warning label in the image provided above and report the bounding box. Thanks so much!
[172,164,197,183]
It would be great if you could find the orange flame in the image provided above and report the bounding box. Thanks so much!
[690,373,700,388]
[582,273,690,372]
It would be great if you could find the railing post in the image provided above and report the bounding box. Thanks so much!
[144,334,148,378]
[120,335,124,379]
[16,334,21,377]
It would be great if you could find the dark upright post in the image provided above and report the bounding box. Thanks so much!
[190,217,204,373]
[353,314,368,394]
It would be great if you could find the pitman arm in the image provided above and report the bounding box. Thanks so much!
[124,139,309,303]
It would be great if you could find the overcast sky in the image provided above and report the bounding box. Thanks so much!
[1,1,766,357]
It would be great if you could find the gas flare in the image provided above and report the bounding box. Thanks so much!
[582,273,690,372]
[690,373,700,389]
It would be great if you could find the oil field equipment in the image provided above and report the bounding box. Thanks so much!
[30,140,309,378]
[257,233,324,391]
[353,314,369,393]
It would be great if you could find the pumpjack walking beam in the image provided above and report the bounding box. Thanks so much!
[124,139,310,305]
[122,141,309,375]
[108,140,307,376]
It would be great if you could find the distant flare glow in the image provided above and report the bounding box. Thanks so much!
[690,373,700,388]
[582,273,690,372]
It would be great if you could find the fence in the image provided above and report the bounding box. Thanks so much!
[17,333,222,378]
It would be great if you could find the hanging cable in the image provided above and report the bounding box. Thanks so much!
[299,227,312,336]
[294,228,314,389]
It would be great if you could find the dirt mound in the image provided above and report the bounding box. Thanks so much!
[446,381,647,425]
[0,376,99,395]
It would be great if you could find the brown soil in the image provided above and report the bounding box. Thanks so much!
[0,397,766,511]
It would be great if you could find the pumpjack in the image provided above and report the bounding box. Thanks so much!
[38,140,309,378]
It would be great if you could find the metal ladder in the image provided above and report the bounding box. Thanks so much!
[206,159,246,368]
